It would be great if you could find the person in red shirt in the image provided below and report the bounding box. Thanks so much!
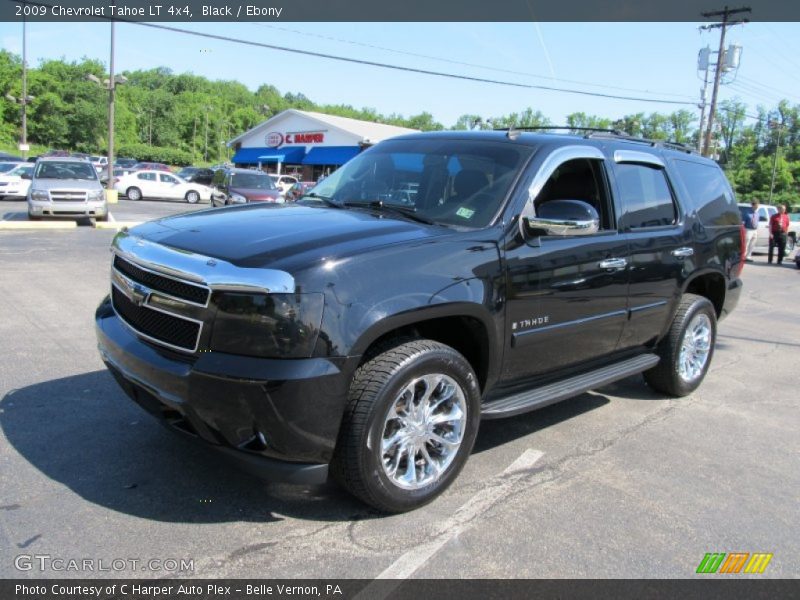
[768,203,790,265]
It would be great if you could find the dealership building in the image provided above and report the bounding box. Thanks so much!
[228,109,418,181]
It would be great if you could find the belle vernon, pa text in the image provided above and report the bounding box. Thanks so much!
[16,584,343,597]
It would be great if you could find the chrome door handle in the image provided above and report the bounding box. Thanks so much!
[599,258,627,270]
[671,247,694,258]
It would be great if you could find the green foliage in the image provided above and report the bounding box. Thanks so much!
[0,51,798,203]
[116,143,193,166]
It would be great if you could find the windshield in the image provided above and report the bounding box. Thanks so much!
[0,162,18,173]
[8,164,33,177]
[231,172,276,189]
[307,138,534,228]
[34,161,98,180]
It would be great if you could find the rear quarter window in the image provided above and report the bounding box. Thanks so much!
[671,159,739,226]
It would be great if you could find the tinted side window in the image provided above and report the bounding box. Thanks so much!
[615,163,676,229]
[672,159,739,226]
[137,172,156,181]
[212,170,225,186]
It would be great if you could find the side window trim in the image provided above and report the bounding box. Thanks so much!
[521,145,605,227]
[614,149,666,168]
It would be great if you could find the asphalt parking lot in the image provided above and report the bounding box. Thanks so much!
[0,200,798,580]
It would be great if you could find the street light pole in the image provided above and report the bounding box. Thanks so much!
[107,21,115,192]
[768,121,784,205]
[21,15,28,160]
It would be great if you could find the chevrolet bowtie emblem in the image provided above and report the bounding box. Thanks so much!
[119,273,149,307]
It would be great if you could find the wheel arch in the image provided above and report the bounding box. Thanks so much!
[350,302,498,394]
[682,269,726,317]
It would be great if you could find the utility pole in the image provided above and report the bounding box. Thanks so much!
[700,6,751,157]
[696,47,711,152]
[204,106,212,162]
[768,120,784,204]
[192,116,198,161]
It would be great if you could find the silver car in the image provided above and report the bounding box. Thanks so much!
[27,157,108,221]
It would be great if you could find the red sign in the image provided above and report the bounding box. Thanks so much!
[286,132,325,144]
[266,131,326,147]
[266,131,284,148]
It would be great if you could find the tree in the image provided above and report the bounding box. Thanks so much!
[717,99,747,163]
[566,112,612,132]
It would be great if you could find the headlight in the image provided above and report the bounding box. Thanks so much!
[30,190,49,201]
[230,193,247,204]
[88,190,104,202]
[210,292,324,358]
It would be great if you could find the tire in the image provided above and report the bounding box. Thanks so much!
[332,339,481,513]
[96,214,108,222]
[185,190,200,204]
[126,187,142,201]
[644,293,717,397]
[787,233,796,253]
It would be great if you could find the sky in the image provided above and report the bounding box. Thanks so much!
[0,20,799,130]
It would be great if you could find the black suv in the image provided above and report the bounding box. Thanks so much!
[95,130,743,512]
[209,167,282,206]
[176,166,216,186]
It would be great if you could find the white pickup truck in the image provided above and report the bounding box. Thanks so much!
[739,203,798,253]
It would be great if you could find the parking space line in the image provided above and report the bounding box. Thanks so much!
[371,448,545,583]
[93,221,142,230]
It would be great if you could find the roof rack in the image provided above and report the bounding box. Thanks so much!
[493,125,698,155]
[494,125,625,135]
[585,131,698,154]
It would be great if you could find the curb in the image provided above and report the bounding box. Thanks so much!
[0,220,78,230]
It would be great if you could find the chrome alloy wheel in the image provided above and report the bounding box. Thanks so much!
[380,374,467,490]
[678,313,712,383]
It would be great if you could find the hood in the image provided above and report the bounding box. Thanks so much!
[32,178,103,191]
[230,186,281,201]
[129,203,450,270]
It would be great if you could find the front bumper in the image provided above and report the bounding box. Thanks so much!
[95,296,358,484]
[28,200,107,218]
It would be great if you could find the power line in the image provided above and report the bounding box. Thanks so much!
[728,81,786,105]
[123,21,697,107]
[736,75,798,102]
[250,23,698,102]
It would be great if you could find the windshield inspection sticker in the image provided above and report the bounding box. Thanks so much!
[456,207,475,219]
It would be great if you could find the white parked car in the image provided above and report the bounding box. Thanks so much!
[0,162,35,199]
[268,174,298,193]
[114,170,212,203]
[89,155,109,172]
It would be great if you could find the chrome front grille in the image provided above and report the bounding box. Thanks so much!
[50,190,87,202]
[111,286,201,352]
[113,255,210,306]
[110,254,210,353]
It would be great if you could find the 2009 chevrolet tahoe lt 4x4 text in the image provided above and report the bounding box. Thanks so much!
[96,130,743,512]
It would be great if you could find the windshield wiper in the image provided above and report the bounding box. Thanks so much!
[344,200,437,225]
[300,192,343,208]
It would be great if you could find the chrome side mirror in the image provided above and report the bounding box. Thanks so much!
[524,199,599,236]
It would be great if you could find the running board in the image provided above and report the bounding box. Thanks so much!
[481,354,660,420]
